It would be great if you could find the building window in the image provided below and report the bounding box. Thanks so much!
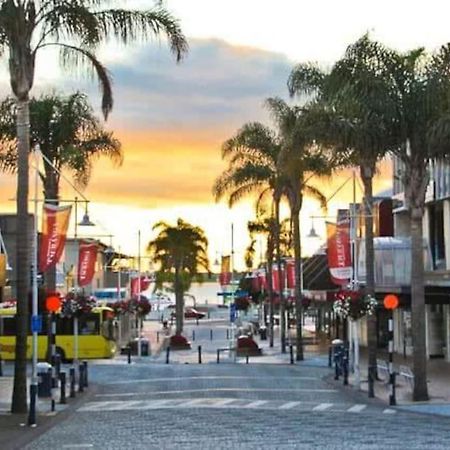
[429,202,446,270]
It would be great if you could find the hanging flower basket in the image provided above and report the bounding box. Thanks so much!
[107,300,132,316]
[61,292,96,318]
[332,290,378,320]
[128,296,151,317]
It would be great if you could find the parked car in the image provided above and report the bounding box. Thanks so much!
[171,307,206,320]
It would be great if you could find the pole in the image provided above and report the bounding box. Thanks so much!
[229,223,236,362]
[388,314,396,405]
[73,197,79,372]
[137,231,142,358]
[28,149,40,427]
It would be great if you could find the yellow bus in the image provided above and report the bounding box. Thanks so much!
[0,305,117,361]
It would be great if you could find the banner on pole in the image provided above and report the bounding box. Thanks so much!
[130,276,151,296]
[286,259,295,289]
[78,240,98,287]
[326,211,352,285]
[271,264,285,292]
[219,255,232,286]
[39,204,72,272]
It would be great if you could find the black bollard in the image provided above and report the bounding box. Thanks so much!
[217,349,220,364]
[246,354,249,364]
[69,367,76,398]
[198,345,202,364]
[127,346,132,364]
[192,330,196,341]
[79,364,84,393]
[156,331,160,343]
[0,354,3,377]
[83,361,88,388]
[28,382,37,426]
[210,329,213,341]
[59,372,67,404]
[343,348,349,386]
[226,329,229,340]
[196,318,199,326]
[290,345,294,365]
[328,346,332,368]
[50,368,55,412]
[166,346,170,364]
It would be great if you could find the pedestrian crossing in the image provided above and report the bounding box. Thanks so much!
[77,398,397,415]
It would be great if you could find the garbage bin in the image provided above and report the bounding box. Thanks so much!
[37,362,52,398]
[259,326,267,340]
[133,338,150,356]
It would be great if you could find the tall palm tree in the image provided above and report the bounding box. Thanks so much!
[212,122,287,348]
[316,35,450,401]
[288,58,392,390]
[265,97,331,360]
[0,92,122,361]
[0,0,187,414]
[148,219,209,336]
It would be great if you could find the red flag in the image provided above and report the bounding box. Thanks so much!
[219,255,232,286]
[130,276,151,296]
[257,268,267,290]
[272,264,285,292]
[326,210,352,285]
[286,259,295,289]
[39,204,72,272]
[78,240,98,287]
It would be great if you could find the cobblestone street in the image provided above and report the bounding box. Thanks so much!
[18,319,450,449]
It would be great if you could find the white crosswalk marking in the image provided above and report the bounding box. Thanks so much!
[313,403,333,411]
[279,401,302,410]
[347,404,367,413]
[383,408,397,414]
[244,400,268,408]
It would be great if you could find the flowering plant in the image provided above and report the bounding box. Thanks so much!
[61,292,96,318]
[107,300,132,316]
[129,296,151,316]
[332,290,378,320]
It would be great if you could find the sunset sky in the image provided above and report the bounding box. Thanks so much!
[1,0,449,270]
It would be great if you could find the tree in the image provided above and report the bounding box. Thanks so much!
[265,97,331,360]
[212,122,286,348]
[147,219,209,336]
[0,0,187,414]
[288,52,393,388]
[313,35,450,401]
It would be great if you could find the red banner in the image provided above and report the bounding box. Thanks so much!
[39,204,72,272]
[257,268,267,290]
[271,264,286,292]
[219,255,232,286]
[78,240,98,287]
[286,259,295,289]
[130,276,151,296]
[326,211,352,285]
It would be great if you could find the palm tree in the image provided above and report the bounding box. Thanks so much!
[212,122,287,348]
[0,0,187,414]
[288,57,392,389]
[147,219,209,336]
[315,35,450,401]
[265,97,331,360]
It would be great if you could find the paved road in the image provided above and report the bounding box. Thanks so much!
[21,319,450,449]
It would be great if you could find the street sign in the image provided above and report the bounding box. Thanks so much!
[230,303,237,323]
[31,315,42,333]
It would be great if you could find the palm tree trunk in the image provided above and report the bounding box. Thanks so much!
[410,208,429,401]
[12,98,30,414]
[175,266,184,335]
[361,168,377,397]
[267,237,274,347]
[274,198,286,353]
[292,208,304,361]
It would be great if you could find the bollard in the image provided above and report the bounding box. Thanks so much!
[79,364,84,393]
[83,361,88,388]
[198,345,202,364]
[0,354,3,377]
[59,372,67,404]
[156,331,160,343]
[196,318,199,326]
[192,330,196,341]
[127,346,132,364]
[246,354,249,364]
[343,347,349,386]
[290,345,294,365]
[328,346,332,368]
[69,367,76,398]
[217,349,220,364]
[210,329,213,341]
[226,329,229,340]
[28,382,37,426]
[49,368,55,412]
[166,346,170,364]
[388,316,396,406]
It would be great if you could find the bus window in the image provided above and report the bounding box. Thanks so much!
[79,314,100,335]
[1,316,16,336]
[56,316,74,335]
